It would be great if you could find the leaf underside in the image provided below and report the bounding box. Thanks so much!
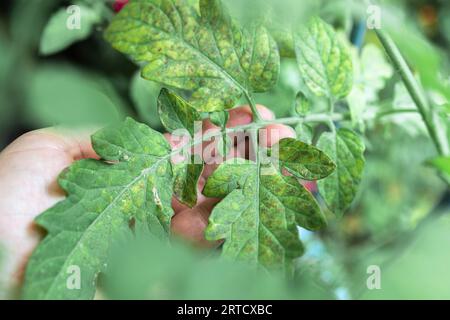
[22,118,175,299]
[318,128,365,215]
[105,0,280,112]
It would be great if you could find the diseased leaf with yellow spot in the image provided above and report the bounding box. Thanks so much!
[105,0,280,112]
[203,158,326,273]
[158,88,201,137]
[294,17,353,100]
[317,128,365,215]
[275,138,336,181]
[22,118,175,299]
[209,111,229,128]
[173,155,203,207]
[157,90,204,206]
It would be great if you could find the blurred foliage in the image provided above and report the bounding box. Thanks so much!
[0,0,449,299]
[25,63,128,126]
[103,237,293,300]
[101,233,339,300]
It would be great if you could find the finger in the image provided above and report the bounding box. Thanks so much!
[0,128,99,162]
[171,198,222,248]
[41,127,99,160]
[258,124,296,148]
[228,104,275,127]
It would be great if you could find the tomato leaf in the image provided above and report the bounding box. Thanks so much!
[40,2,102,56]
[157,88,201,137]
[203,156,327,272]
[209,111,229,128]
[294,17,353,100]
[22,118,175,299]
[173,155,203,207]
[158,89,204,206]
[276,138,336,180]
[317,128,365,215]
[105,0,280,112]
[294,91,311,117]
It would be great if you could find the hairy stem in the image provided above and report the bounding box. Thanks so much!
[375,29,447,156]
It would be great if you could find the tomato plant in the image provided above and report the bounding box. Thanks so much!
[0,0,448,300]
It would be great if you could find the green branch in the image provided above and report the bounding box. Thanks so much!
[375,29,447,156]
[244,92,264,123]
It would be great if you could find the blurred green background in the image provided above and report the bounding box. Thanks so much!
[0,0,449,299]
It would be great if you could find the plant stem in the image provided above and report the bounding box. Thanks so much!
[182,113,341,153]
[327,119,336,134]
[264,113,343,126]
[375,29,447,156]
[375,108,418,119]
[244,92,264,123]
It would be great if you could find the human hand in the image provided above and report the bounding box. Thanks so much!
[0,105,295,295]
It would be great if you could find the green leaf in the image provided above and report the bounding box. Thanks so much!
[442,103,450,115]
[105,0,280,112]
[427,156,450,182]
[210,111,229,128]
[293,17,353,100]
[271,28,295,58]
[173,155,204,207]
[103,235,302,299]
[317,128,365,215]
[130,71,163,130]
[347,44,393,127]
[275,138,336,180]
[203,158,326,272]
[157,88,201,137]
[22,118,175,299]
[294,91,311,116]
[25,64,127,126]
[40,3,101,56]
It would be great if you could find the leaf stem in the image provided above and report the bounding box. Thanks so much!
[180,113,343,156]
[375,29,447,156]
[375,108,418,119]
[326,119,336,134]
[244,92,264,123]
